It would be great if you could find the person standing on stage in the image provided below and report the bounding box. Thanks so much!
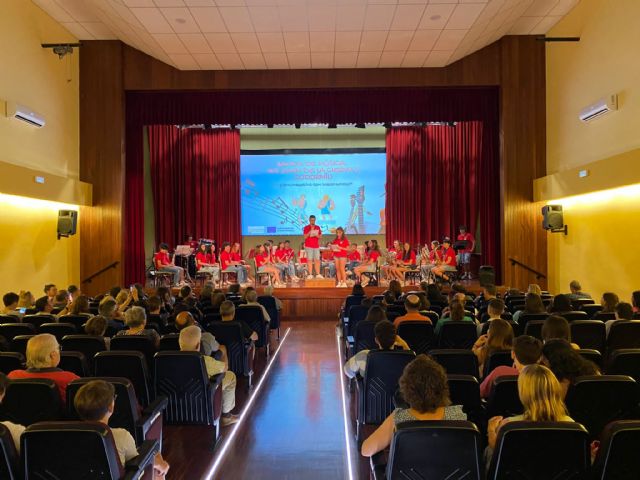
[220,242,248,286]
[456,225,475,279]
[154,243,185,285]
[332,227,350,288]
[303,215,323,278]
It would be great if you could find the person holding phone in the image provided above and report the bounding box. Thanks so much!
[303,215,322,279]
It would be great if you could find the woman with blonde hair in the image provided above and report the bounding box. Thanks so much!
[17,291,34,309]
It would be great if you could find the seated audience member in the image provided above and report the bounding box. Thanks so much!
[179,326,238,426]
[69,295,92,317]
[115,289,134,313]
[174,311,219,356]
[480,298,506,333]
[542,340,600,398]
[600,292,619,313]
[542,315,580,349]
[109,286,122,299]
[386,280,403,301]
[472,318,514,377]
[2,292,20,317]
[17,290,34,310]
[423,282,447,305]
[365,305,388,324]
[67,285,81,302]
[434,301,475,335]
[74,380,170,478]
[632,291,640,314]
[487,364,574,458]
[210,292,226,312]
[8,334,79,403]
[147,296,168,326]
[431,237,457,282]
[548,293,573,314]
[0,373,25,452]
[527,284,542,296]
[227,283,241,297]
[441,292,467,318]
[220,301,258,342]
[52,291,69,310]
[605,302,634,334]
[343,320,409,379]
[474,284,498,311]
[513,293,545,323]
[115,306,160,349]
[33,296,56,317]
[155,286,174,315]
[393,294,431,327]
[98,298,125,332]
[567,280,591,301]
[361,355,466,457]
[263,285,283,311]
[480,335,542,398]
[239,289,271,324]
[44,284,58,306]
[84,315,111,349]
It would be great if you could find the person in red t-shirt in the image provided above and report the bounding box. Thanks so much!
[354,239,381,287]
[420,240,440,281]
[432,237,458,282]
[303,215,323,278]
[8,334,79,404]
[195,243,220,282]
[255,244,283,287]
[219,242,247,285]
[456,225,476,280]
[331,227,350,288]
[274,241,300,283]
[154,243,184,285]
[232,242,253,284]
[346,243,361,279]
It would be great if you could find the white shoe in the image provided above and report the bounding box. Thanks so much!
[308,275,315,279]
[292,276,300,282]
[340,282,348,288]
[316,274,324,279]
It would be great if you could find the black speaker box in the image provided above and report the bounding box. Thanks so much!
[58,210,77,237]
[478,265,495,287]
[542,205,564,230]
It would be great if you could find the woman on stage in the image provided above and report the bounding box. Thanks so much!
[231,242,253,284]
[420,241,440,281]
[275,241,300,283]
[354,239,381,286]
[255,244,285,287]
[331,227,350,288]
[195,243,220,283]
[220,242,248,286]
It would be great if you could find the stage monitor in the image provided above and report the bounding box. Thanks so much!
[240,149,386,236]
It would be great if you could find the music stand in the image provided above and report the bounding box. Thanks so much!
[453,240,469,252]
[174,245,194,283]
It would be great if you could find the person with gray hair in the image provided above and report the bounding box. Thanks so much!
[174,311,220,356]
[7,334,79,403]
[238,289,271,324]
[568,280,591,300]
[114,306,160,348]
[179,325,238,426]
[262,285,282,311]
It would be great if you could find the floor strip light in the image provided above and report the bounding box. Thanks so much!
[336,331,356,480]
[204,327,292,479]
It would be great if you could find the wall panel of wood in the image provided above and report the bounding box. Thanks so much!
[80,36,546,292]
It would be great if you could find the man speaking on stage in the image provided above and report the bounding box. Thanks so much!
[303,215,322,279]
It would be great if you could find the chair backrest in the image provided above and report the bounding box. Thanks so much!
[576,349,603,369]
[0,352,24,375]
[38,323,77,342]
[607,321,640,351]
[0,379,61,426]
[437,322,477,349]
[9,335,34,356]
[95,351,152,407]
[59,351,90,377]
[22,315,56,329]
[386,421,482,480]
[486,375,523,418]
[606,349,640,382]
[352,320,377,355]
[110,335,158,367]
[21,421,124,479]
[206,322,247,376]
[154,351,214,425]
[347,305,369,335]
[572,298,596,309]
[0,323,35,341]
[581,303,602,317]
[565,375,639,440]
[517,313,548,331]
[257,296,279,329]
[487,421,590,480]
[593,312,616,321]
[159,333,180,351]
[361,350,415,424]
[0,424,18,480]
[343,295,364,317]
[236,306,268,348]
[523,320,544,340]
[480,320,520,337]
[59,314,90,331]
[483,350,514,378]
[561,311,589,322]
[570,320,606,352]
[447,375,482,418]
[592,420,640,480]
[61,335,107,367]
[397,321,434,355]
[429,349,479,378]
[0,315,19,325]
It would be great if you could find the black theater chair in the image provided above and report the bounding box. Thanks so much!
[9,335,34,356]
[235,305,270,357]
[22,314,56,329]
[61,335,107,368]
[397,321,434,355]
[607,321,640,352]
[21,421,159,480]
[606,349,640,381]
[67,377,167,447]
[356,350,415,440]
[437,322,477,349]
[447,374,485,427]
[486,421,590,480]
[591,420,640,480]
[524,320,544,340]
[110,335,158,369]
[344,304,369,338]
[346,320,376,358]
[0,379,61,426]
[59,351,90,377]
[561,311,589,322]
[486,375,523,418]
[0,353,24,375]
[95,351,153,407]
[341,295,365,321]
[581,303,603,318]
[0,315,19,325]
[257,295,281,340]
[154,351,224,441]
[0,323,35,342]
[593,312,616,321]
[482,350,514,378]
[371,421,482,480]
[577,349,603,369]
[516,312,548,332]
[207,322,255,386]
[565,375,639,440]
[429,349,479,378]
[159,333,180,351]
[570,320,606,352]
[571,298,596,310]
[38,322,77,342]
[58,314,91,332]
[0,424,19,480]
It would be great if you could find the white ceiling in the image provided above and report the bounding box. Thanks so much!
[32,0,580,70]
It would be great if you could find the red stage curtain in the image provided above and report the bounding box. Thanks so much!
[147,125,241,252]
[385,123,501,279]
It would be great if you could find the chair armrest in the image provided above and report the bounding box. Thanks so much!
[370,451,388,480]
[209,373,224,390]
[135,395,168,444]
[123,439,159,479]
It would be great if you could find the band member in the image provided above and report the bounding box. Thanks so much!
[303,215,322,278]
[456,225,476,279]
[432,237,457,282]
[231,242,253,283]
[320,241,336,278]
[354,239,381,287]
[186,235,199,250]
[331,227,350,288]
[195,243,220,282]
[420,240,440,281]
[296,242,308,278]
[255,244,284,287]
[346,242,361,278]
[381,239,402,282]
[154,243,185,285]
[275,241,300,283]
[220,242,248,285]
[387,240,401,259]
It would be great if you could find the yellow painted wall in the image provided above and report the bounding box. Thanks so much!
[546,0,640,301]
[0,0,79,297]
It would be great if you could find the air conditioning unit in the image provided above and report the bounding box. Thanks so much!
[579,94,618,122]
[4,101,46,127]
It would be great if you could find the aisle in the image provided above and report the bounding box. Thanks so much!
[215,320,349,480]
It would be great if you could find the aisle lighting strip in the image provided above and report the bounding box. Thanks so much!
[204,327,292,480]
[336,332,356,480]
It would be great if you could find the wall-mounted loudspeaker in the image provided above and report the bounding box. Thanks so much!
[542,205,567,234]
[58,210,77,239]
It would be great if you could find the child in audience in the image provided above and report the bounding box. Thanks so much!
[472,318,513,377]
[542,315,579,349]
[74,380,170,478]
[84,315,111,350]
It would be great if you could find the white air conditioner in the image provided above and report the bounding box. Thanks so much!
[579,95,618,122]
[4,101,46,127]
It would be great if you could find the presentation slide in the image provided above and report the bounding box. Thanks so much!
[240,150,386,236]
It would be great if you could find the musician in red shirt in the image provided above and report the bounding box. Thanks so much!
[432,237,458,282]
[456,225,476,279]
[274,241,300,283]
[220,242,247,285]
[255,244,283,287]
[346,243,361,280]
[303,215,322,278]
[296,242,308,278]
[154,243,184,285]
[354,239,381,287]
[232,242,253,284]
[420,240,440,281]
[195,243,220,282]
[331,227,350,288]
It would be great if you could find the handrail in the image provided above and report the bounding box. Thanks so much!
[82,261,119,284]
[508,258,547,280]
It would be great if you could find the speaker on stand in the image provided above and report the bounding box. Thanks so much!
[57,210,77,239]
[542,205,567,234]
